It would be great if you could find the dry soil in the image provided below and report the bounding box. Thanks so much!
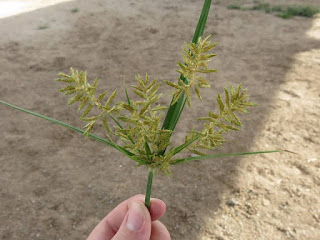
[0,0,319,239]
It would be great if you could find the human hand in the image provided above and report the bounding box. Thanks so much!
[86,194,170,240]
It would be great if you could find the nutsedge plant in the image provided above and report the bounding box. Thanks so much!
[0,0,280,209]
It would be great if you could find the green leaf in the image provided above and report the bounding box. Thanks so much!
[0,99,138,161]
[110,114,124,129]
[172,135,200,156]
[161,0,212,151]
[145,141,152,156]
[171,150,282,165]
[162,91,185,131]
[192,0,212,44]
[110,114,136,144]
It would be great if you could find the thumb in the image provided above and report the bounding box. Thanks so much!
[112,201,151,240]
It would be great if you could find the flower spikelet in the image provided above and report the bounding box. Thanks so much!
[57,68,122,136]
[185,84,256,155]
[165,35,217,106]
[115,74,171,157]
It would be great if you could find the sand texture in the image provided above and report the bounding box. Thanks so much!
[1,0,320,239]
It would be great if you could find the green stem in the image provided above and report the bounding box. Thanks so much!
[145,167,154,209]
[145,0,212,205]
[161,0,212,133]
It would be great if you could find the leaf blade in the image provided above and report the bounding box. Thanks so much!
[161,0,212,148]
[172,135,200,156]
[171,150,282,165]
[0,100,139,161]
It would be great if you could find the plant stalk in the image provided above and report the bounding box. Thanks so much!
[144,0,212,208]
[145,167,154,209]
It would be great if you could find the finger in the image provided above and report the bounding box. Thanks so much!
[112,201,151,240]
[86,194,166,240]
[106,194,165,230]
[149,197,166,221]
[128,195,166,221]
[150,220,171,240]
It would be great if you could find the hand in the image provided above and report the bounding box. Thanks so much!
[86,194,170,240]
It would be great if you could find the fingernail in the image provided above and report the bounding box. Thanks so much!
[126,202,145,231]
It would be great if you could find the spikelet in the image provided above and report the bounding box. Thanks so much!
[57,68,122,136]
[184,84,256,154]
[165,35,217,106]
[115,74,170,157]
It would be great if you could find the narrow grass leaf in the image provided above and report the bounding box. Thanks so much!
[161,0,212,153]
[192,0,212,44]
[172,135,200,156]
[0,100,138,161]
[171,150,281,165]
[145,142,152,156]
[110,114,124,129]
[110,114,135,144]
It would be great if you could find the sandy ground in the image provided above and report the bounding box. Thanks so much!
[0,0,320,239]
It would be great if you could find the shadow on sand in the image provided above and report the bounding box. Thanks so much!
[0,1,319,239]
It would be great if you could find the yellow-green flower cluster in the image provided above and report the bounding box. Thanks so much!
[57,35,255,175]
[57,68,122,136]
[115,74,171,156]
[185,84,256,155]
[165,35,217,106]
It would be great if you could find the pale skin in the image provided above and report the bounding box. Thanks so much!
[86,194,170,240]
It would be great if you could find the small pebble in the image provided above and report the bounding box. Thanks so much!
[226,199,240,207]
[307,157,317,163]
[262,198,270,206]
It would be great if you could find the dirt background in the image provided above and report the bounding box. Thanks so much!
[0,0,319,239]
